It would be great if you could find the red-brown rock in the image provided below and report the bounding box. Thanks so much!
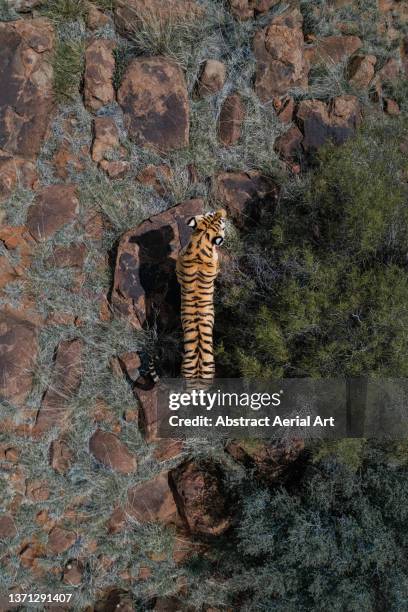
[32,338,83,437]
[348,54,377,89]
[115,0,202,37]
[196,60,226,97]
[384,98,400,116]
[92,117,120,163]
[214,171,278,225]
[52,141,84,180]
[126,472,178,524]
[111,199,204,330]
[136,164,173,196]
[63,561,83,586]
[297,95,362,151]
[0,19,55,159]
[154,439,184,462]
[274,96,295,124]
[26,480,50,502]
[117,351,141,381]
[107,506,127,534]
[229,0,279,20]
[254,9,309,101]
[226,438,305,486]
[306,35,362,65]
[89,429,137,474]
[275,125,303,160]
[26,184,79,241]
[169,460,231,536]
[377,57,400,83]
[84,38,116,111]
[99,159,130,179]
[0,513,17,539]
[50,438,74,475]
[47,526,76,554]
[118,57,189,152]
[0,312,38,406]
[134,385,159,442]
[218,93,246,146]
[48,243,86,269]
[0,156,38,202]
[0,225,33,286]
[87,3,110,29]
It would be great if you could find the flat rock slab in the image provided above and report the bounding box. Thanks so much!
[89,429,137,474]
[32,338,83,437]
[118,57,189,152]
[126,471,178,524]
[84,38,116,112]
[0,18,54,159]
[26,184,79,241]
[111,199,204,330]
[0,312,38,406]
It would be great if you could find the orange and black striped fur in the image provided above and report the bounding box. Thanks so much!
[176,210,226,380]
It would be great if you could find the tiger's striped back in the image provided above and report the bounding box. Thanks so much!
[176,210,226,380]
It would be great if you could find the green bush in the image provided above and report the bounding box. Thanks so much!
[216,118,408,378]
[183,449,408,611]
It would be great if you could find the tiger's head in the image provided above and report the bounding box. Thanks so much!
[186,209,227,254]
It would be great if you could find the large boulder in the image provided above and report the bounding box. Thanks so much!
[115,0,202,37]
[254,9,309,101]
[26,184,80,242]
[169,460,231,536]
[0,312,38,406]
[118,57,189,152]
[0,18,54,159]
[214,171,279,226]
[296,95,362,151]
[111,199,204,330]
[84,38,116,112]
[126,471,178,524]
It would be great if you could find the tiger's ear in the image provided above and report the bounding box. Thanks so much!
[187,217,197,228]
[213,236,224,246]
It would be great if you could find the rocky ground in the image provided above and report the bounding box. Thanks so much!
[0,0,407,610]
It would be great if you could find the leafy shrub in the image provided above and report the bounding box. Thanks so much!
[183,449,408,611]
[216,118,408,378]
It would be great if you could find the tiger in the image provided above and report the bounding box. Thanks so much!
[176,209,227,380]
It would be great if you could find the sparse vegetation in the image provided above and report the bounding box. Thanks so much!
[41,0,88,24]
